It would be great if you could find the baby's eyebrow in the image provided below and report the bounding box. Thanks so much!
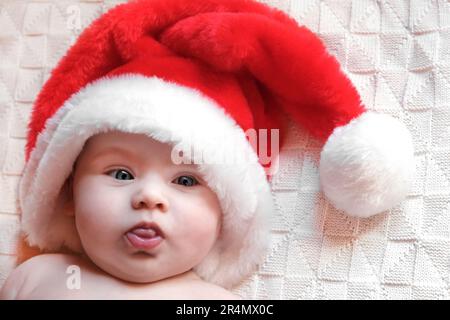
[91,146,138,161]
[90,147,199,169]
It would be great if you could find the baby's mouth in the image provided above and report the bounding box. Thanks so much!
[125,222,164,251]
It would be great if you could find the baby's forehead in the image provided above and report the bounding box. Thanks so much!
[83,131,194,168]
[86,131,163,148]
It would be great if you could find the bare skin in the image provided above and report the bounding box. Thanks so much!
[0,253,239,299]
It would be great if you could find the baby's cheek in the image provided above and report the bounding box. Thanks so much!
[178,206,220,243]
[75,187,124,231]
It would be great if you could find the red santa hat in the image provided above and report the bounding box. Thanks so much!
[19,0,414,288]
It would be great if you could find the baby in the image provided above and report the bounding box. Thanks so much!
[0,0,415,300]
[1,131,240,299]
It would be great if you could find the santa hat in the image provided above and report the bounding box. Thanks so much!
[19,0,414,288]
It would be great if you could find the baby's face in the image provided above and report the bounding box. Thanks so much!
[69,131,222,283]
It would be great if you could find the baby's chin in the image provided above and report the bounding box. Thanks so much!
[87,252,185,284]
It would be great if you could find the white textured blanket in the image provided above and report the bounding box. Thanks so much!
[0,0,448,299]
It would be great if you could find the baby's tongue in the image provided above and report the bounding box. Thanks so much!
[131,227,157,238]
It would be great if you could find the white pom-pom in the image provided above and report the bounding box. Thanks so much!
[319,112,415,218]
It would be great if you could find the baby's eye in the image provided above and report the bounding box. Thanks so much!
[172,175,199,187]
[106,169,134,180]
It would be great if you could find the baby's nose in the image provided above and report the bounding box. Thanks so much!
[131,179,169,212]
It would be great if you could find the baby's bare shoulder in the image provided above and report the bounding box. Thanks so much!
[15,253,81,275]
[0,253,80,299]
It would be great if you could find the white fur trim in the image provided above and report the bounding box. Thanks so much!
[319,112,414,218]
[19,74,273,288]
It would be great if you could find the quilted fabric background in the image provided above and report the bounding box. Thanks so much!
[1,0,449,299]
